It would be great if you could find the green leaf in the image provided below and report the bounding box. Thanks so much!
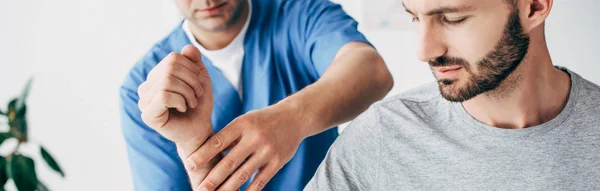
[0,157,7,188]
[40,147,64,177]
[7,99,17,121]
[8,154,38,191]
[8,99,27,118]
[36,181,49,191]
[15,78,33,113]
[7,99,27,142]
[16,104,26,119]
[0,109,5,116]
[8,116,27,143]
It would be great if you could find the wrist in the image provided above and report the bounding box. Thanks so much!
[275,98,322,139]
[177,121,214,157]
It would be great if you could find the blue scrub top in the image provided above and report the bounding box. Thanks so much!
[120,0,371,190]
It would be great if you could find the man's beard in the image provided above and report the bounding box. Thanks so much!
[429,10,530,102]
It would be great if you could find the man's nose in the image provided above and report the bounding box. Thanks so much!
[416,23,447,63]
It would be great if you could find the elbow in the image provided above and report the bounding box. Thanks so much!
[373,54,394,97]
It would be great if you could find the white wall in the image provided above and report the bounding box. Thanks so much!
[0,0,181,190]
[0,0,598,190]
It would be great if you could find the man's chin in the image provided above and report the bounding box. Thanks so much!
[191,18,231,32]
[439,87,463,102]
[438,81,477,102]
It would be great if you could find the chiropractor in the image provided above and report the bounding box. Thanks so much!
[120,0,394,190]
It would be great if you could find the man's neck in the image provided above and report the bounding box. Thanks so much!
[461,41,571,129]
[189,1,249,50]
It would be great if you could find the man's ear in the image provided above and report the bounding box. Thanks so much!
[519,0,553,32]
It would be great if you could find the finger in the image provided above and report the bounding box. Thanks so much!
[187,124,243,170]
[197,145,254,191]
[164,59,205,98]
[137,81,151,110]
[244,163,280,191]
[140,75,199,109]
[218,154,264,191]
[147,52,202,86]
[182,45,211,81]
[140,55,207,108]
[182,147,222,190]
[182,45,202,63]
[141,91,186,128]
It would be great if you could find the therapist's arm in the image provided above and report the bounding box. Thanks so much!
[186,42,393,191]
[282,42,393,138]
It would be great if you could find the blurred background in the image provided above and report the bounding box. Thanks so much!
[0,0,598,190]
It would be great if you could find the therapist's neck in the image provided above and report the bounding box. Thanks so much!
[461,34,571,129]
[188,1,249,50]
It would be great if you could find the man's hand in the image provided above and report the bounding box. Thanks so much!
[186,103,307,191]
[137,45,221,189]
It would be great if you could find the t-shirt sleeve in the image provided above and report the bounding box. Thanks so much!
[300,0,372,76]
[304,105,382,191]
[119,50,192,191]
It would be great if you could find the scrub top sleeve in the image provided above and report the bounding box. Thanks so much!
[119,54,192,191]
[302,0,373,76]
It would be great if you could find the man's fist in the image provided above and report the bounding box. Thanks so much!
[137,45,220,189]
[137,45,214,150]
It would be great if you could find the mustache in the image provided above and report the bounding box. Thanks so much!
[428,56,469,67]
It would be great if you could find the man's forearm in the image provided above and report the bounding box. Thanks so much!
[277,42,394,138]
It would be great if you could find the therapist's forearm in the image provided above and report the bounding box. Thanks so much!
[277,42,393,138]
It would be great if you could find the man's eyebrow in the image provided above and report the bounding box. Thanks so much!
[402,2,475,16]
[425,6,476,16]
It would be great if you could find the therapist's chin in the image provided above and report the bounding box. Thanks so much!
[190,17,232,32]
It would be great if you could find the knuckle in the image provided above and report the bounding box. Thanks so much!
[141,113,157,129]
[161,91,172,103]
[254,180,267,189]
[237,170,250,182]
[166,52,180,63]
[272,157,284,167]
[165,62,179,75]
[199,67,209,77]
[255,129,270,140]
[264,145,276,156]
[162,76,176,88]
[140,112,150,124]
[187,152,200,162]
[210,134,224,149]
[223,157,236,170]
[191,75,202,87]
[204,178,219,190]
[192,66,202,75]
[137,82,146,93]
[189,154,208,168]
[237,115,254,125]
[137,99,145,110]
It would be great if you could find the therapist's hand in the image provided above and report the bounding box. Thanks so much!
[186,103,308,191]
[137,45,220,189]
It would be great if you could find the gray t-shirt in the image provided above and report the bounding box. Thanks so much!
[305,68,600,190]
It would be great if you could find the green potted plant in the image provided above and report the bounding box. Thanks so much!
[0,78,65,191]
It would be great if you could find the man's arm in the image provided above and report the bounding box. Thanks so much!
[186,42,392,191]
[282,41,393,138]
[184,1,393,190]
[120,64,192,191]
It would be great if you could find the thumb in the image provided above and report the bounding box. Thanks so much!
[181,44,202,63]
